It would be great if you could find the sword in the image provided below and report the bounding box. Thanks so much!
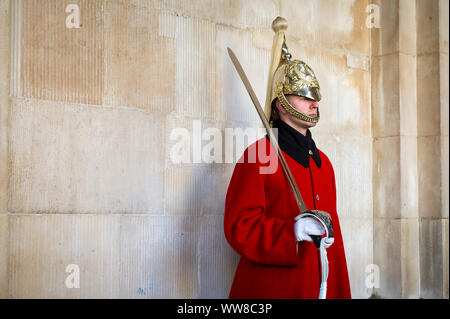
[227,47,334,299]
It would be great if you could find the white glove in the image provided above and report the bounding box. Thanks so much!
[294,217,325,242]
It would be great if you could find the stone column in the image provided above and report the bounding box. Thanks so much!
[0,0,10,299]
[372,0,447,298]
[416,0,443,299]
[439,0,449,300]
[371,0,402,299]
[399,0,420,299]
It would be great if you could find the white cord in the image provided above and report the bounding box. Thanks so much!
[318,237,334,299]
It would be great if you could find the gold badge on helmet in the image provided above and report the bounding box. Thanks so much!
[264,17,322,126]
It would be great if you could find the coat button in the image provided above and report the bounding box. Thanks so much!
[316,194,319,200]
[308,150,313,155]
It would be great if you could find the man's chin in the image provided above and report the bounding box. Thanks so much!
[292,118,317,128]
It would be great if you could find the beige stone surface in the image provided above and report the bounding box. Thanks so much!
[417,53,441,137]
[371,54,400,138]
[371,0,399,57]
[18,0,104,105]
[0,0,9,299]
[443,219,449,299]
[170,14,218,120]
[340,218,373,299]
[165,115,226,165]
[16,0,178,111]
[332,64,371,137]
[165,114,267,166]
[164,164,227,216]
[223,162,236,190]
[399,0,417,55]
[119,215,198,298]
[441,54,449,136]
[280,0,370,55]
[440,52,449,222]
[155,0,280,30]
[9,214,120,298]
[416,0,440,55]
[417,136,441,219]
[336,136,373,219]
[0,0,8,211]
[440,0,449,53]
[251,28,274,52]
[0,215,7,298]
[313,133,338,165]
[441,135,449,219]
[401,218,420,298]
[373,218,402,298]
[215,24,269,125]
[400,136,419,219]
[103,1,176,112]
[8,98,165,214]
[399,53,417,136]
[373,137,401,219]
[198,214,240,298]
[419,218,443,298]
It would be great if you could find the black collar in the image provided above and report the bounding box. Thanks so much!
[270,119,321,168]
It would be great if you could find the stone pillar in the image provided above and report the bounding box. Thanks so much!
[372,0,447,298]
[416,0,443,299]
[0,0,10,299]
[399,0,420,299]
[439,0,449,300]
[371,0,402,299]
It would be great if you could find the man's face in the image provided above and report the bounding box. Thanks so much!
[276,94,319,130]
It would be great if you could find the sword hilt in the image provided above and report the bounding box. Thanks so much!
[310,235,322,249]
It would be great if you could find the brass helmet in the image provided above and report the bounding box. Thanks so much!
[264,17,322,126]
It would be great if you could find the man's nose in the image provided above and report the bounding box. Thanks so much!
[310,101,319,109]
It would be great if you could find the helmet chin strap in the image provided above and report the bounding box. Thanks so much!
[277,85,320,124]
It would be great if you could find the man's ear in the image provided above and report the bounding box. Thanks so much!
[275,99,286,115]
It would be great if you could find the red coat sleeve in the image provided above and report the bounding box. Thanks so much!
[224,145,298,266]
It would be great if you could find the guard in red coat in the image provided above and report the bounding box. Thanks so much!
[224,17,351,299]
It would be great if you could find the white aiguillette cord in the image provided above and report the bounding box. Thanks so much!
[227,47,332,299]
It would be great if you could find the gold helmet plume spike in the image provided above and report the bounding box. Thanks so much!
[264,17,289,126]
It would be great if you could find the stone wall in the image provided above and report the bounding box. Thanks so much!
[0,0,447,298]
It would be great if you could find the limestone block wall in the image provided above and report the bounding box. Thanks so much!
[0,0,447,299]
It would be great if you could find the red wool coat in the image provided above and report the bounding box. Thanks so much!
[224,137,351,299]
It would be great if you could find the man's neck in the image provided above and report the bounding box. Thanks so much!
[280,118,308,136]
